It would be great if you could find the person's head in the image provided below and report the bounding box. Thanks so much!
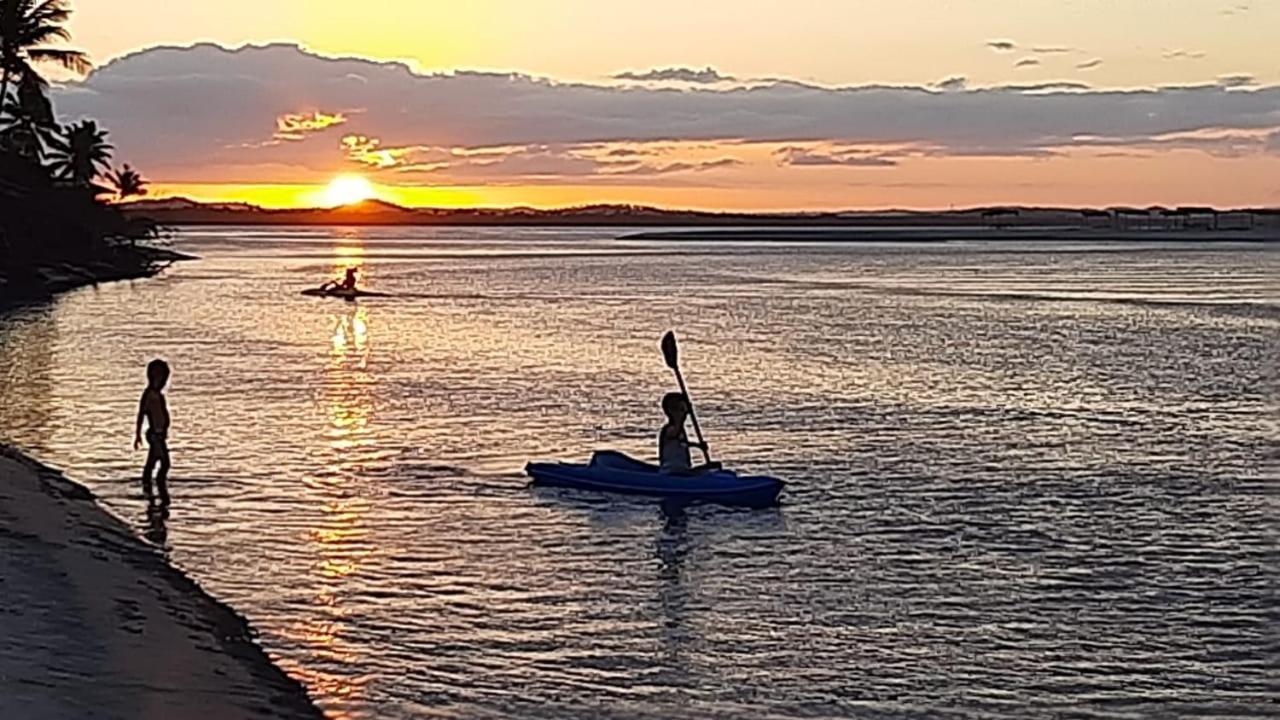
[661,392,688,423]
[146,359,170,389]
[345,267,358,277]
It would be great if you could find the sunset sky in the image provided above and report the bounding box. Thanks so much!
[51,0,1280,209]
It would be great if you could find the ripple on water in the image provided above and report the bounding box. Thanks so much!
[0,228,1275,719]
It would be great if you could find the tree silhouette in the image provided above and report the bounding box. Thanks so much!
[0,0,91,118]
[0,67,56,158]
[107,163,147,200]
[47,118,111,184]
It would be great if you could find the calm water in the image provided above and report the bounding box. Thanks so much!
[1,227,1276,719]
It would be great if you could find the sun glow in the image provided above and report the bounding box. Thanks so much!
[322,175,377,206]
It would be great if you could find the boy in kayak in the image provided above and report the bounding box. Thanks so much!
[133,358,172,505]
[659,392,712,474]
[319,267,358,293]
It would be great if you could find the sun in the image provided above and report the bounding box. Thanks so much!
[322,175,377,207]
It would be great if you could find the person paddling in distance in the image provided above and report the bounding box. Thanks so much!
[658,392,719,475]
[319,266,358,293]
[133,358,172,505]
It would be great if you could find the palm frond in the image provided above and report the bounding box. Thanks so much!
[26,46,90,74]
[17,25,71,47]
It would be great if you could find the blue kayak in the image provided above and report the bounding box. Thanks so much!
[525,451,784,508]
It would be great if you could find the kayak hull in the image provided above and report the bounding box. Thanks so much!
[526,451,784,508]
[300,288,391,299]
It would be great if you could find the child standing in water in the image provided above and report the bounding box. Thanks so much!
[134,359,172,504]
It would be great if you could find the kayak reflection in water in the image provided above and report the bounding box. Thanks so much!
[658,392,720,475]
[318,266,359,293]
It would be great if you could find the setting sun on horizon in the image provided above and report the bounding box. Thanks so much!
[2,2,1277,720]
[44,1,1280,211]
[320,175,378,207]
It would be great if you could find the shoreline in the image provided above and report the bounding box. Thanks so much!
[0,245,197,306]
[0,444,323,719]
[618,227,1280,243]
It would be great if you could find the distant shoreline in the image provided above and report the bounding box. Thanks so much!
[619,228,1280,243]
[123,198,1280,232]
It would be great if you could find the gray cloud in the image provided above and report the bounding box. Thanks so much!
[53,43,1280,182]
[1162,49,1207,60]
[1069,129,1278,159]
[613,66,734,84]
[986,40,1017,52]
[1218,74,1257,88]
[934,75,967,91]
[776,147,899,167]
[1076,58,1104,70]
[1032,46,1074,55]
[999,81,1092,92]
[1015,58,1041,69]
[609,157,743,175]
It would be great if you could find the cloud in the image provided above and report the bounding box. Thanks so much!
[613,66,734,84]
[775,146,899,167]
[1076,58,1104,70]
[1162,49,1206,61]
[1069,127,1280,159]
[934,75,967,92]
[338,136,741,180]
[1014,58,1041,69]
[53,43,1280,183]
[1032,46,1074,55]
[999,81,1092,92]
[274,111,347,140]
[986,40,1017,52]
[608,157,743,175]
[1218,74,1257,88]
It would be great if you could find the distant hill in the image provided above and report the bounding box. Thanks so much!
[119,198,1280,229]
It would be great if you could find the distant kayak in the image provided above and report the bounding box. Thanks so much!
[300,288,391,299]
[526,451,784,508]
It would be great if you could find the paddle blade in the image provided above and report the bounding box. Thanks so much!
[661,331,679,369]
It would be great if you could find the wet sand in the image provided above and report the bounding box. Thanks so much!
[0,445,322,720]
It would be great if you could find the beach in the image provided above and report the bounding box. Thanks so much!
[0,445,322,720]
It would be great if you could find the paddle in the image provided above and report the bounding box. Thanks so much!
[661,330,712,464]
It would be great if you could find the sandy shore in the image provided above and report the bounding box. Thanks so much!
[0,446,322,720]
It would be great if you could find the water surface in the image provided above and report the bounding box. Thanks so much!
[1,227,1275,718]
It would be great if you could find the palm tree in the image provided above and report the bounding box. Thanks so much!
[106,163,147,200]
[0,66,54,158]
[0,0,92,118]
[46,118,110,184]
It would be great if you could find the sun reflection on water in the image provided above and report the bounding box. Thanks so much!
[285,303,382,713]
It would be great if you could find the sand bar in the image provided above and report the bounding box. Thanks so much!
[0,445,322,720]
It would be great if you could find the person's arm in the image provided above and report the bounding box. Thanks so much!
[134,392,147,450]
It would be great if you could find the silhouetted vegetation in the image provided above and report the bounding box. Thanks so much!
[1,0,174,302]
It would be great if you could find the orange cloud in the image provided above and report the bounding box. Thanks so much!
[275,111,348,140]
